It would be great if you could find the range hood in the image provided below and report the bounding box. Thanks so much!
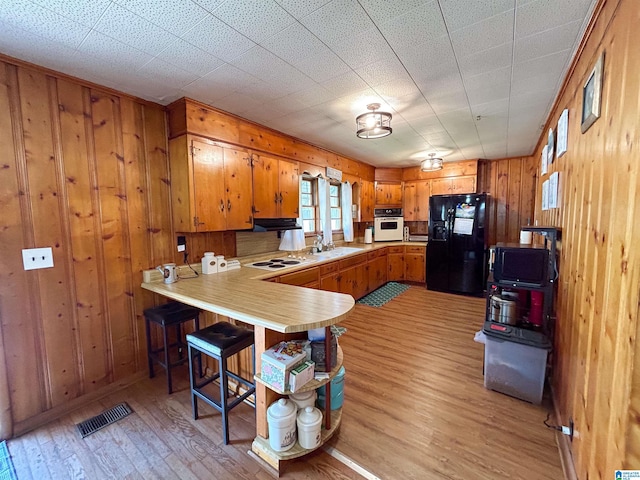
[252,218,302,232]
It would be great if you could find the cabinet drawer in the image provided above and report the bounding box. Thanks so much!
[405,246,425,254]
[388,246,404,254]
[367,248,386,260]
[339,253,367,269]
[320,262,339,276]
[279,267,319,286]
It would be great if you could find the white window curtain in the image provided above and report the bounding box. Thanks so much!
[341,181,354,242]
[278,176,306,251]
[317,176,333,245]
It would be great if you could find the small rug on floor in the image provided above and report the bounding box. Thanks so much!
[0,441,17,480]
[357,282,411,307]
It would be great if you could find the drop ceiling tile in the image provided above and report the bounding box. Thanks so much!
[355,57,407,88]
[450,10,514,58]
[263,65,316,96]
[155,38,224,76]
[210,91,265,114]
[212,0,296,44]
[470,98,509,118]
[192,0,226,12]
[136,58,199,88]
[511,50,571,95]
[242,79,292,101]
[320,72,369,97]
[78,30,155,69]
[201,64,259,91]
[0,0,91,48]
[464,66,511,105]
[181,14,256,62]
[181,76,236,104]
[515,0,594,39]
[373,76,422,100]
[92,3,178,55]
[439,0,513,32]
[30,0,112,27]
[458,42,513,79]
[359,0,430,25]
[428,91,470,116]
[274,0,333,19]
[299,0,375,50]
[378,1,447,51]
[293,50,351,83]
[285,85,335,108]
[397,35,458,81]
[514,20,582,63]
[260,21,327,64]
[231,45,291,77]
[329,26,396,70]
[115,0,210,36]
[396,99,436,122]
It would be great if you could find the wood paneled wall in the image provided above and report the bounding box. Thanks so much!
[530,0,640,476]
[477,157,537,246]
[0,59,173,437]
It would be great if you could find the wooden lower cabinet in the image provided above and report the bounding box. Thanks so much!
[404,246,426,283]
[319,263,341,293]
[388,246,405,282]
[367,249,388,292]
[339,254,368,299]
[278,267,319,287]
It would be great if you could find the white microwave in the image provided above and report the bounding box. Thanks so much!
[374,208,404,242]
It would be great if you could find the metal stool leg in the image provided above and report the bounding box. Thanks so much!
[220,355,230,445]
[162,322,172,394]
[188,344,199,419]
[145,317,155,379]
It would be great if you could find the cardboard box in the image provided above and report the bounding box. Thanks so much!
[289,361,315,392]
[261,341,307,391]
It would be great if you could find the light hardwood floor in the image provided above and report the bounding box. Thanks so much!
[7,287,563,479]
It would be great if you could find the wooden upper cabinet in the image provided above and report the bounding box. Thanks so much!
[404,181,431,221]
[252,154,299,219]
[375,182,403,206]
[431,176,476,196]
[359,179,375,222]
[169,135,253,232]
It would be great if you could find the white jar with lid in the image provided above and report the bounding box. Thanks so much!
[289,390,317,411]
[267,398,297,452]
[201,252,217,274]
[216,255,227,272]
[296,406,322,449]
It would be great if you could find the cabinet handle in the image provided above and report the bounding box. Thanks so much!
[227,199,232,212]
[274,192,278,204]
[279,192,283,204]
[219,200,224,212]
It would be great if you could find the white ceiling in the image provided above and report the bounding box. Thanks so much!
[0,0,596,168]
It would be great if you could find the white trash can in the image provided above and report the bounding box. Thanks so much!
[267,398,297,452]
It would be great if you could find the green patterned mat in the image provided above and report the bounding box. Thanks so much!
[0,441,17,480]
[357,282,411,307]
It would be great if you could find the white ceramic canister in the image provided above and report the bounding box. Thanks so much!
[266,398,297,452]
[201,252,217,274]
[216,255,228,273]
[289,390,317,411]
[296,406,323,450]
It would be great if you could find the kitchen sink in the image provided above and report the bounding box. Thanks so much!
[310,246,364,260]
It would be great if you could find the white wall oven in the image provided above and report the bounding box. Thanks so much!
[374,208,404,242]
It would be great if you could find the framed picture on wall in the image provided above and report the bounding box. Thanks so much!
[547,128,555,164]
[541,145,548,175]
[557,108,569,157]
[581,52,604,133]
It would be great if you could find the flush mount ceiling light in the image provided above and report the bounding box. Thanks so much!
[356,103,392,139]
[420,153,443,172]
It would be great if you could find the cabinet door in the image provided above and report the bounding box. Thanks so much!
[452,175,476,194]
[368,255,388,292]
[405,248,426,283]
[360,180,375,222]
[375,183,388,205]
[403,182,417,221]
[352,263,369,299]
[279,159,300,218]
[388,183,403,205]
[339,265,356,297]
[414,180,431,221]
[252,154,279,219]
[192,138,226,231]
[320,271,341,293]
[223,146,253,230]
[388,253,405,281]
[430,178,452,196]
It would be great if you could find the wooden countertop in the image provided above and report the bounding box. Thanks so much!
[141,241,425,333]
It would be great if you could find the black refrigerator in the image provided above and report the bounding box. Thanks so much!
[426,193,488,295]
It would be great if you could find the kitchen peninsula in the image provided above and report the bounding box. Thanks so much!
[141,262,355,474]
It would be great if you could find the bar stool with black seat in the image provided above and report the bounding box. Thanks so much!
[186,322,255,445]
[144,302,201,394]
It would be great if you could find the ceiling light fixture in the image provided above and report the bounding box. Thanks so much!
[356,103,392,139]
[420,153,443,172]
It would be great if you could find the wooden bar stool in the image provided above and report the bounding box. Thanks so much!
[186,322,256,445]
[144,302,201,394]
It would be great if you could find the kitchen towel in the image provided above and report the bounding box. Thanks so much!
[341,181,353,242]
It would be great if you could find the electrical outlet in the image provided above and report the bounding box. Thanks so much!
[22,247,54,270]
[177,235,186,252]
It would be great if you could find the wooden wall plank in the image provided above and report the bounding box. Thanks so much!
[18,68,79,408]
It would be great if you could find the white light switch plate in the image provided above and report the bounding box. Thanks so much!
[22,247,54,270]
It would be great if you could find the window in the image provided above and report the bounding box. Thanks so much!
[300,177,342,234]
[301,178,316,233]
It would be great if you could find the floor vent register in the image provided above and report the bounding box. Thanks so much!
[76,402,133,438]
